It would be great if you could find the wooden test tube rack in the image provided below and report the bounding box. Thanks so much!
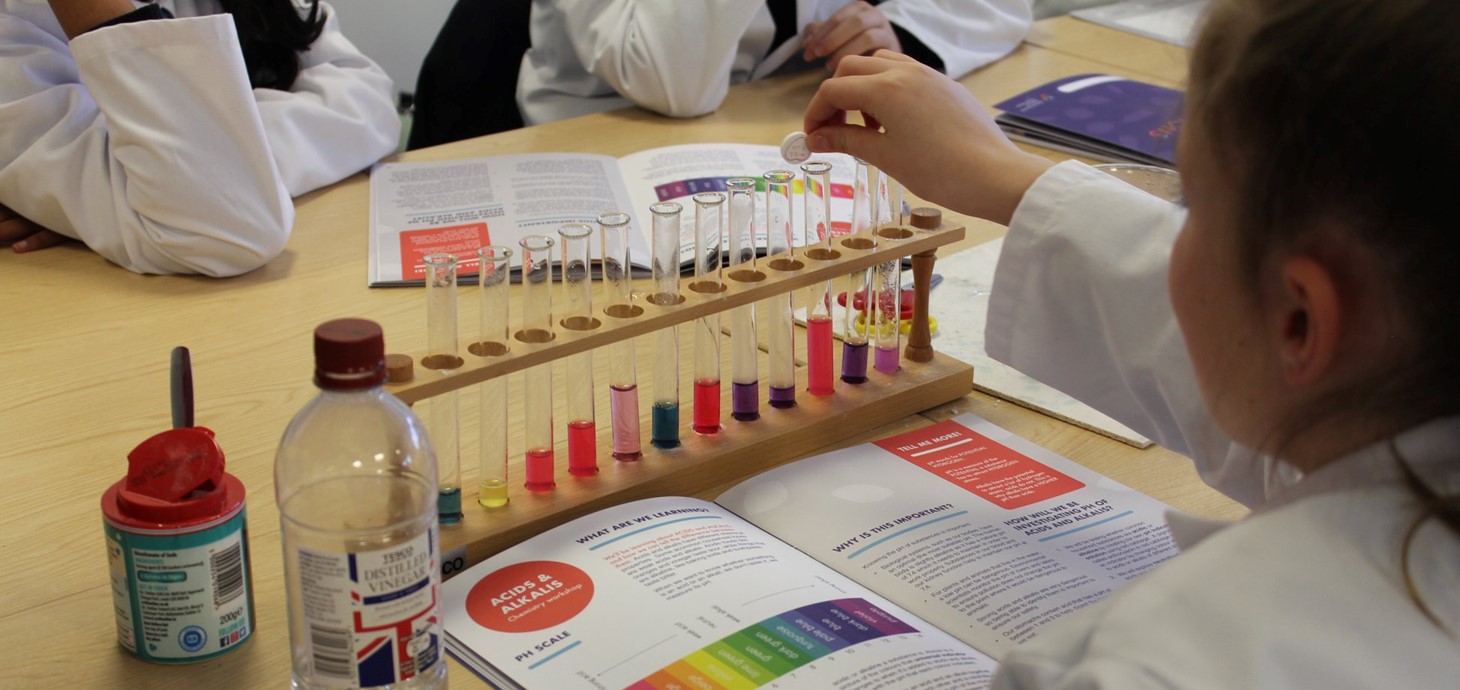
[387,216,973,567]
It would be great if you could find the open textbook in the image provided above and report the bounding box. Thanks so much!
[368,143,856,286]
[442,413,1182,689]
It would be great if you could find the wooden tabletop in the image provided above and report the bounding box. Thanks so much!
[0,18,1241,688]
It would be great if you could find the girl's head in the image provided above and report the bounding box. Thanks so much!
[1170,0,1460,466]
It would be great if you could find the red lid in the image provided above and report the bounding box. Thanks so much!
[105,473,245,530]
[314,318,386,390]
[125,427,225,502]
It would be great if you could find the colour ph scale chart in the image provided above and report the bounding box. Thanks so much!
[625,598,917,690]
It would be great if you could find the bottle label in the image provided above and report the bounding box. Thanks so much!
[103,511,253,663]
[296,527,441,687]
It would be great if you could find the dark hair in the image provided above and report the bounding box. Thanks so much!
[1188,0,1458,631]
[219,0,327,91]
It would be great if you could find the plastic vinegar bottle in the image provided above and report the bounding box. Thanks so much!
[276,319,446,689]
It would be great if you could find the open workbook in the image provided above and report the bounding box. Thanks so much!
[368,143,856,286]
[442,413,1183,689]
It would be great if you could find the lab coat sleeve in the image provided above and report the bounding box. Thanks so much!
[549,0,764,118]
[877,0,1032,77]
[985,161,1269,507]
[253,2,399,196]
[0,13,290,276]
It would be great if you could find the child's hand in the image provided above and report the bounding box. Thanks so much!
[802,1,902,71]
[1,204,68,253]
[803,52,1052,225]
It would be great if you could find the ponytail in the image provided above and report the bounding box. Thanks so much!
[218,0,326,91]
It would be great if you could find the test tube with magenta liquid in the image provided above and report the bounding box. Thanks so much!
[725,178,760,421]
[558,223,599,476]
[473,246,512,508]
[873,170,904,375]
[691,191,726,434]
[842,158,878,384]
[801,161,836,396]
[763,170,798,409]
[422,253,464,525]
[598,212,643,460]
[518,234,556,490]
[648,202,684,448]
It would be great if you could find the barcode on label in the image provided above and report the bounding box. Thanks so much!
[309,624,355,680]
[210,542,245,607]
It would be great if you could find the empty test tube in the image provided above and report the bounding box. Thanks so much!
[475,246,512,508]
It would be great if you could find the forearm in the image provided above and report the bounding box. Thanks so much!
[878,0,1033,77]
[555,0,765,117]
[0,14,293,275]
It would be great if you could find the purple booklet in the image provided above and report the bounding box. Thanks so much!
[993,74,1183,167]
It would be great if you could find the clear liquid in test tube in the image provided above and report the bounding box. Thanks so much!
[691,191,725,434]
[873,172,904,374]
[648,202,683,449]
[558,223,599,476]
[597,211,643,460]
[518,235,556,490]
[725,178,760,421]
[422,253,464,524]
[801,161,836,396]
[763,170,798,409]
[473,246,512,508]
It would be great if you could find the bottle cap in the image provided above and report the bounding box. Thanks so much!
[314,318,386,390]
[781,131,811,164]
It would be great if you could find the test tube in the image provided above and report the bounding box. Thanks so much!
[559,223,599,476]
[873,172,904,374]
[475,246,512,508]
[725,178,760,421]
[842,158,877,384]
[598,211,642,460]
[764,170,797,408]
[691,192,725,434]
[422,253,463,525]
[648,202,683,448]
[519,234,556,490]
[802,161,835,396]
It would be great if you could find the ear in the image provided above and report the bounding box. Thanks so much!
[1274,256,1342,387]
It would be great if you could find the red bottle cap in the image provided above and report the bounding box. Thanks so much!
[107,426,242,527]
[314,318,387,390]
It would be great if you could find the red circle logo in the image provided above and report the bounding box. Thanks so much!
[465,560,595,633]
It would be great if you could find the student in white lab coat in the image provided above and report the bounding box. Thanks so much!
[0,0,400,276]
[518,0,1033,125]
[801,0,1460,686]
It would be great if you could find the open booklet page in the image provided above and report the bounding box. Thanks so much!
[368,144,856,286]
[442,496,998,690]
[716,414,1180,659]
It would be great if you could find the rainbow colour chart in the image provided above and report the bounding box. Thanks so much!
[626,598,918,690]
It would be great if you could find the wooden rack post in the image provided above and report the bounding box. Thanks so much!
[387,221,974,568]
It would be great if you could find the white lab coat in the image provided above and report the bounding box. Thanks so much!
[985,161,1460,688]
[0,1,400,276]
[518,0,1033,125]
